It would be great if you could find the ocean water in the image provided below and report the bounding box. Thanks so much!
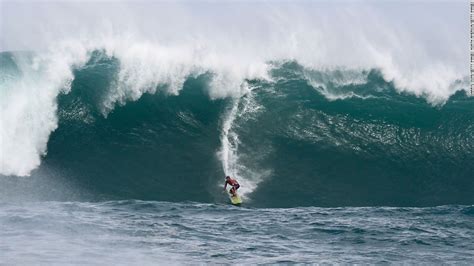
[1,2,473,263]
[2,201,473,264]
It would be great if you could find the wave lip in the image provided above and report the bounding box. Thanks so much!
[0,51,85,176]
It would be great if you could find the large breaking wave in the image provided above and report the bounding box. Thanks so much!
[0,49,472,207]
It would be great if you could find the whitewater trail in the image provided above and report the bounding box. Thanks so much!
[218,83,265,199]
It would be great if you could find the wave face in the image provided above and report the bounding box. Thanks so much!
[0,51,473,207]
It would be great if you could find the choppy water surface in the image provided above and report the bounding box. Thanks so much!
[1,201,473,264]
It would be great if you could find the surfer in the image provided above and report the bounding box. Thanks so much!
[224,176,240,196]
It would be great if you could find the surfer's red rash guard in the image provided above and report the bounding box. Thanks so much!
[224,178,239,189]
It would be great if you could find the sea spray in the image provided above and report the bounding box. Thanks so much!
[0,49,89,176]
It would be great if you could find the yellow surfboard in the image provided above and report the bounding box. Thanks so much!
[229,193,242,205]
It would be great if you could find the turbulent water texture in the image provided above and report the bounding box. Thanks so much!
[1,201,473,264]
[1,51,473,207]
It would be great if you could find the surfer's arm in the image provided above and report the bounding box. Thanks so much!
[224,182,228,190]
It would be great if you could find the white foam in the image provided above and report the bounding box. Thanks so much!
[0,47,89,176]
[2,2,468,99]
[217,84,268,198]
